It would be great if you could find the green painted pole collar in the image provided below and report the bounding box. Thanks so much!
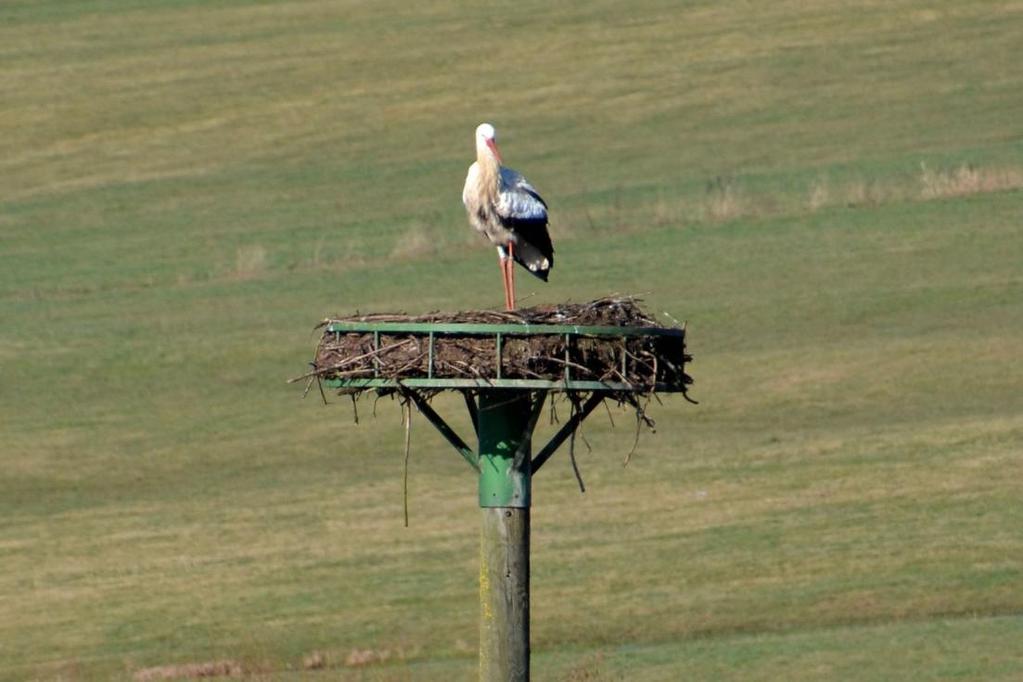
[478,390,534,508]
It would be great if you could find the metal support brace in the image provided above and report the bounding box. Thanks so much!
[530,393,605,473]
[464,391,480,438]
[400,388,480,472]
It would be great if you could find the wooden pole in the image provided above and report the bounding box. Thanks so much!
[480,507,530,681]
[477,390,533,681]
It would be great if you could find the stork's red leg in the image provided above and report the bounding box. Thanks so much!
[498,251,511,310]
[504,257,513,311]
[499,253,507,308]
[506,242,516,310]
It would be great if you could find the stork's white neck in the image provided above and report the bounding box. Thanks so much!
[476,138,499,166]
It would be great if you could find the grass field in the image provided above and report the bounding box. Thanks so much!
[2,0,1022,680]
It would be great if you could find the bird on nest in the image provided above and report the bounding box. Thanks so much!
[462,123,554,311]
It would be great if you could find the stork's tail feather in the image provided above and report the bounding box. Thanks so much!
[513,241,553,281]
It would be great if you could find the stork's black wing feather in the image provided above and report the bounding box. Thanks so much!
[496,167,554,281]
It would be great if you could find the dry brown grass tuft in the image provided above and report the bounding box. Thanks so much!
[564,652,621,681]
[844,178,892,208]
[389,224,435,261]
[132,660,243,681]
[344,648,393,667]
[807,177,831,212]
[920,162,1023,199]
[233,244,267,280]
[301,650,327,670]
[702,176,746,222]
[651,195,695,227]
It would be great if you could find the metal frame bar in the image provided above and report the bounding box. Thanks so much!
[326,320,684,337]
[427,331,435,378]
[326,377,676,391]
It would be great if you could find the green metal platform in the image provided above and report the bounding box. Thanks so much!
[320,319,688,393]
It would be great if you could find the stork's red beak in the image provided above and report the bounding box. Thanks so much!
[485,138,502,163]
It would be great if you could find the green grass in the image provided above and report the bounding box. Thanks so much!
[2,0,1023,680]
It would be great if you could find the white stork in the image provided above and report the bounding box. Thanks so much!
[462,123,554,311]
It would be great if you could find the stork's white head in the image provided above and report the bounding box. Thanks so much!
[475,123,501,162]
[476,123,496,142]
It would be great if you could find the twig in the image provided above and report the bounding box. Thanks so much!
[325,367,376,377]
[579,428,592,454]
[289,340,415,382]
[446,359,492,381]
[603,399,616,428]
[567,395,586,493]
[622,394,656,467]
[605,367,636,390]
[389,352,428,377]
[403,399,412,528]
[623,347,656,374]
[662,310,683,328]
[624,410,641,467]
[301,376,315,399]
[544,355,597,377]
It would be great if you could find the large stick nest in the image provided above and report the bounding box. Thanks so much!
[303,297,693,398]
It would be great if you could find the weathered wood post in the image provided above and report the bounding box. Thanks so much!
[478,389,535,681]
